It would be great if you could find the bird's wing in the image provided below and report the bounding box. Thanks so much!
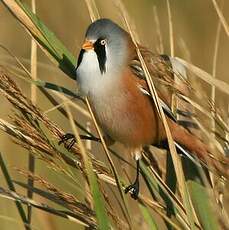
[130,47,198,133]
[138,84,177,122]
[129,48,229,179]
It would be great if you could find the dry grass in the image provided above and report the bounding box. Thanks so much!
[0,0,228,230]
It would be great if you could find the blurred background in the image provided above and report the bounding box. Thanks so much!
[0,0,228,229]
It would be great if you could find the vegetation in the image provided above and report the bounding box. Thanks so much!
[0,0,228,229]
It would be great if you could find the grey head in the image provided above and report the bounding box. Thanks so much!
[76,19,130,95]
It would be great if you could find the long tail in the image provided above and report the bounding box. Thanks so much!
[169,119,229,179]
[168,57,229,179]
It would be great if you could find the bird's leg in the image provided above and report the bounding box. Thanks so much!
[124,151,141,199]
[58,133,76,150]
[59,133,100,150]
[80,135,101,142]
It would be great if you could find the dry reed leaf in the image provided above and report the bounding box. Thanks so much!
[166,0,174,57]
[0,185,95,228]
[176,58,229,95]
[153,6,164,54]
[0,66,112,175]
[211,0,229,38]
[2,0,41,37]
[2,0,58,65]
[84,0,100,22]
[52,92,91,118]
[17,169,95,215]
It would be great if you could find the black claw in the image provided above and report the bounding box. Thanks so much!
[124,180,139,199]
[68,139,76,150]
[125,159,140,199]
[59,133,100,150]
[59,133,76,150]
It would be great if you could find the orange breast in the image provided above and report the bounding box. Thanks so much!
[120,69,165,147]
[89,68,165,148]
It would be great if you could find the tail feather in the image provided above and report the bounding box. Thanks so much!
[169,57,228,179]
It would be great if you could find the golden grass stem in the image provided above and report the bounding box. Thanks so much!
[211,10,222,142]
[153,6,164,54]
[211,0,229,38]
[0,44,31,77]
[27,0,37,224]
[30,0,37,104]
[166,0,174,57]
[85,98,133,228]
[84,0,100,22]
[64,102,111,229]
[50,91,91,118]
[176,57,229,95]
[117,3,196,228]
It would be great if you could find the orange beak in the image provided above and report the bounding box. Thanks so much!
[82,40,94,51]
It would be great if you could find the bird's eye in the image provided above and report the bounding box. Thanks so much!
[100,39,106,46]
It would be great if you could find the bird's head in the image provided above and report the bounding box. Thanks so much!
[76,18,132,95]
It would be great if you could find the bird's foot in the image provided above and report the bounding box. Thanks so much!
[124,180,139,200]
[58,133,76,150]
[59,133,101,150]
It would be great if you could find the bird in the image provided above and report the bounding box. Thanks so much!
[60,18,228,199]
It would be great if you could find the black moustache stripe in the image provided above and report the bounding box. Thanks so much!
[76,39,106,75]
[76,49,85,69]
[94,39,106,74]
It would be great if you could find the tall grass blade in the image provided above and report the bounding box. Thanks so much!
[0,152,29,230]
[0,186,96,228]
[2,0,76,78]
[118,5,196,228]
[176,57,229,95]
[64,104,111,230]
[138,202,158,230]
[211,0,229,38]
[86,99,132,228]
[27,0,37,223]
[140,160,190,229]
[13,180,95,219]
[188,182,219,230]
[183,159,220,230]
[162,154,176,228]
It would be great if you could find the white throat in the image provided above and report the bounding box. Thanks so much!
[76,49,123,96]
